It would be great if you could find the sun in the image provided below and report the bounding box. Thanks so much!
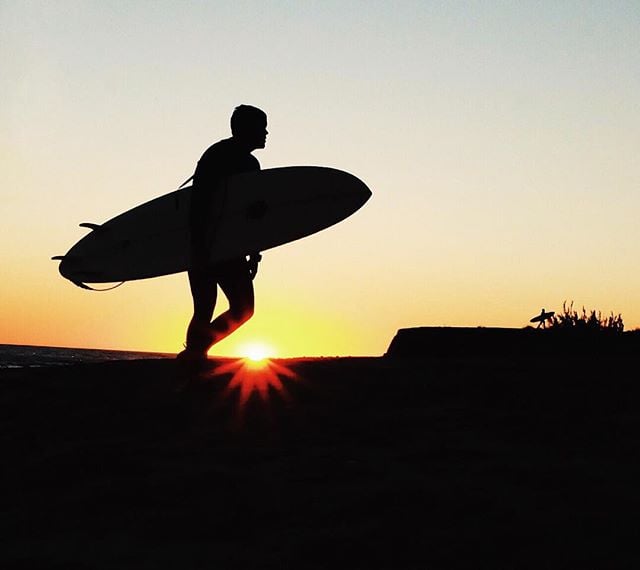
[238,341,274,363]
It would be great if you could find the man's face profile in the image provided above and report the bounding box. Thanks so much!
[231,105,268,151]
[242,118,268,150]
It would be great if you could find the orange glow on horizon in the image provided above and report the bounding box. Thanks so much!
[236,341,275,363]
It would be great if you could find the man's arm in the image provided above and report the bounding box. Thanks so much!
[188,182,213,269]
[188,143,229,269]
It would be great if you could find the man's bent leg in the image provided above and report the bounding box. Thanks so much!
[184,268,218,354]
[209,259,255,346]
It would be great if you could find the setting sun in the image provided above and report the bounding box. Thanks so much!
[237,342,275,363]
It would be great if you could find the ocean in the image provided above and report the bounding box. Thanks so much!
[0,344,173,369]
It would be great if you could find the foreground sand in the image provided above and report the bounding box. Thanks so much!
[1,355,638,569]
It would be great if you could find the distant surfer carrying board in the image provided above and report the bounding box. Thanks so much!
[178,105,268,361]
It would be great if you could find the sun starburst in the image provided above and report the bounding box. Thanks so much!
[211,357,298,408]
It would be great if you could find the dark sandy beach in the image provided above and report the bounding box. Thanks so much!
[2,351,639,569]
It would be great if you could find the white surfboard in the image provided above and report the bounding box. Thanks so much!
[53,166,371,287]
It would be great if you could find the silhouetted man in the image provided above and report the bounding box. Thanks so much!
[178,105,268,361]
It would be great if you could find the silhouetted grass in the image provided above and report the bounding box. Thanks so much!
[548,300,624,333]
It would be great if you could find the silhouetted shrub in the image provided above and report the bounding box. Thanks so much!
[548,301,624,333]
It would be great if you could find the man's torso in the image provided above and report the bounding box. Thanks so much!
[189,137,260,273]
[193,137,260,187]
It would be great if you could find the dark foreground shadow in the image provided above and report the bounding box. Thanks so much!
[2,354,639,568]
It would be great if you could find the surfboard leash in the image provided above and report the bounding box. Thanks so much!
[177,174,194,189]
[72,280,126,292]
[51,255,126,292]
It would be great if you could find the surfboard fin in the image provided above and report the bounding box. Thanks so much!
[79,223,103,231]
[51,255,65,261]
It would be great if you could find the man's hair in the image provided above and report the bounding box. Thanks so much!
[231,105,267,135]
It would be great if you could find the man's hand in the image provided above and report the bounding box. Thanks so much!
[248,252,262,280]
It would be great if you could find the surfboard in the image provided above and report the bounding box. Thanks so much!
[53,166,371,287]
[530,310,555,324]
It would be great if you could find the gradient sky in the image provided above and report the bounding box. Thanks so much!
[2,1,639,357]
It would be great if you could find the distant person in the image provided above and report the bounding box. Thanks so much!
[530,308,555,329]
[178,105,268,361]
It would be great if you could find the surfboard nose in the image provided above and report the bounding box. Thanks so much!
[333,168,371,210]
[359,179,372,204]
[349,173,372,212]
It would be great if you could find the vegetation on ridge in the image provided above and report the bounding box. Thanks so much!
[547,301,624,333]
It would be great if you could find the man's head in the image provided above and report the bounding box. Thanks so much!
[231,105,268,151]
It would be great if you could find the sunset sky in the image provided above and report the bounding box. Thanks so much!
[2,1,639,357]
